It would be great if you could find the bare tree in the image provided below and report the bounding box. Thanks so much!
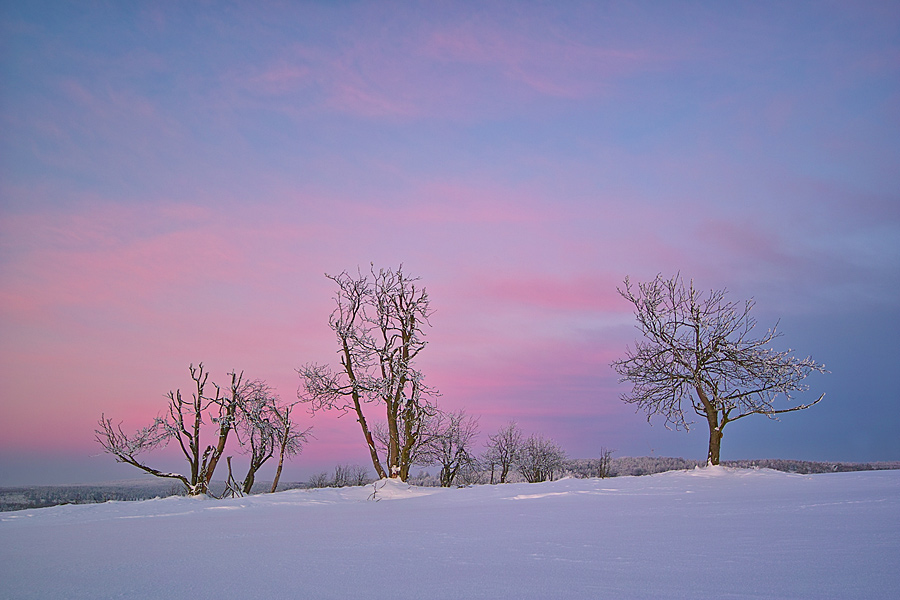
[95,414,187,488]
[612,274,827,465]
[96,363,226,495]
[203,370,245,488]
[270,403,312,493]
[97,364,309,496]
[331,464,353,487]
[483,421,523,484]
[421,409,480,487]
[235,380,278,495]
[298,264,437,481]
[516,434,566,483]
[328,464,371,487]
[308,472,330,488]
[372,401,440,475]
[346,464,372,486]
[222,456,243,498]
[598,447,614,479]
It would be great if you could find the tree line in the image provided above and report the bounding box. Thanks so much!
[96,265,828,495]
[7,458,899,512]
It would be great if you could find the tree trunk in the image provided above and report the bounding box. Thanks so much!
[271,439,286,493]
[360,413,387,479]
[699,389,723,466]
[205,421,231,485]
[242,470,255,495]
[386,401,401,478]
[342,341,387,480]
[707,426,723,466]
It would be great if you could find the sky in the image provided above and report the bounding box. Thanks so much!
[1,1,898,486]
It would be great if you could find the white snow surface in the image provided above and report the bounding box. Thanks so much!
[2,468,898,599]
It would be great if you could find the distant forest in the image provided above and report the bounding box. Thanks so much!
[3,457,898,512]
[568,457,900,478]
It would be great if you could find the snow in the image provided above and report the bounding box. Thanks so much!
[1,468,898,599]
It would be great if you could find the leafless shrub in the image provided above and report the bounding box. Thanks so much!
[420,409,480,487]
[482,421,523,484]
[516,434,566,483]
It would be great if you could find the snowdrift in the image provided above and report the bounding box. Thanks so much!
[2,468,898,599]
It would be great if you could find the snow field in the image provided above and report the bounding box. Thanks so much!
[1,468,898,599]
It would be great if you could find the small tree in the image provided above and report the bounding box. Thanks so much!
[331,464,353,487]
[235,380,278,495]
[346,464,372,486]
[96,364,309,496]
[96,363,229,495]
[330,464,372,487]
[270,403,312,493]
[483,421,522,484]
[612,274,827,465]
[422,409,480,487]
[516,434,566,483]
[308,472,330,488]
[598,447,614,479]
[230,381,312,495]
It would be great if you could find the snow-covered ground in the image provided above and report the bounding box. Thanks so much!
[1,467,897,599]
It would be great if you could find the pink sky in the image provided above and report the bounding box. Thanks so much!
[1,1,898,485]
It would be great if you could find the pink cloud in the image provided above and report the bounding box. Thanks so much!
[59,78,95,105]
[347,180,551,226]
[483,275,626,313]
[222,9,664,122]
[425,20,656,100]
[247,63,311,94]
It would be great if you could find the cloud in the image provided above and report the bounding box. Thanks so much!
[219,5,664,122]
[483,274,627,313]
[424,20,653,100]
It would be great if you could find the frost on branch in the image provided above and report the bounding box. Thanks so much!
[422,409,480,487]
[297,264,438,481]
[95,413,191,491]
[611,274,827,465]
[96,363,310,496]
[483,421,523,484]
[516,434,566,483]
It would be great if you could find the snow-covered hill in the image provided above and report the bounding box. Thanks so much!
[2,467,898,599]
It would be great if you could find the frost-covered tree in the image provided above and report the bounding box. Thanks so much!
[308,472,330,488]
[96,364,309,496]
[298,265,437,481]
[372,403,438,475]
[234,381,311,495]
[331,464,372,487]
[483,421,523,484]
[612,274,827,465]
[598,447,614,479]
[96,364,233,495]
[270,403,311,493]
[516,434,566,483]
[233,379,276,494]
[421,409,480,487]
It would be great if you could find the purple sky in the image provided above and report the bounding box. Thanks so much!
[1,1,898,485]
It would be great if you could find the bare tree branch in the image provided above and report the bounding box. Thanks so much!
[483,421,523,484]
[97,364,311,496]
[297,264,437,481]
[612,274,827,465]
